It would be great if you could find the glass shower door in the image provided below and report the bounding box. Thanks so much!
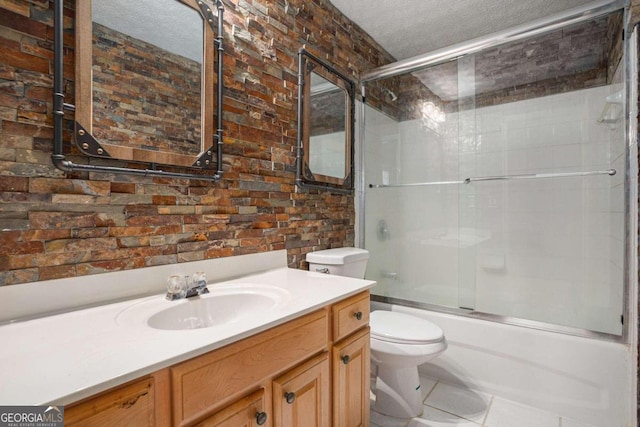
[362,9,626,336]
[363,58,468,311]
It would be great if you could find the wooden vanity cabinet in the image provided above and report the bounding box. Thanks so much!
[330,292,371,427]
[332,328,370,427]
[170,309,329,426]
[272,353,331,427]
[192,388,269,427]
[65,291,370,427]
[65,370,171,427]
[331,292,370,343]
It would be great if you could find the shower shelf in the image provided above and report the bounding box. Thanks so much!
[369,169,616,188]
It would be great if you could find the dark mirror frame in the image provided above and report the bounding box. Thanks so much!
[52,0,225,182]
[296,48,355,193]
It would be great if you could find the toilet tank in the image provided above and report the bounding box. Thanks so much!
[306,247,369,279]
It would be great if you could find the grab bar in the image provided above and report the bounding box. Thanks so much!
[369,169,616,188]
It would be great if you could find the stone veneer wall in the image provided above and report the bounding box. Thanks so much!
[91,23,202,156]
[466,13,620,109]
[363,14,619,127]
[0,0,394,285]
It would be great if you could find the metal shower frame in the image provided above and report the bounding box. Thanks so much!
[356,0,633,343]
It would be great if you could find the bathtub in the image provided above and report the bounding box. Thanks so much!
[371,301,633,427]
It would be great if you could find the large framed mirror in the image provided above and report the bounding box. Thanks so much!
[74,0,222,170]
[296,49,355,193]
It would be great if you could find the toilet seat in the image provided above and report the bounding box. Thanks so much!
[370,311,444,344]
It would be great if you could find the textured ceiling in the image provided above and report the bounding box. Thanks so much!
[329,0,597,60]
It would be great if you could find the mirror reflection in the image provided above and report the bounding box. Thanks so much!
[92,0,202,156]
[76,0,216,167]
[308,73,347,179]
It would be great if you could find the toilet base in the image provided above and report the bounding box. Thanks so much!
[373,364,423,418]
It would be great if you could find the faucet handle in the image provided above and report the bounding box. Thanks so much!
[187,271,209,297]
[166,275,187,300]
[184,275,193,289]
[166,272,209,300]
[192,271,207,286]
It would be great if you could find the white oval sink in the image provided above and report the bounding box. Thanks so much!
[115,284,290,331]
[149,293,276,330]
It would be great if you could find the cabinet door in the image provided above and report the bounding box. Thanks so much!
[333,327,370,427]
[272,353,330,427]
[194,388,270,427]
[65,377,155,427]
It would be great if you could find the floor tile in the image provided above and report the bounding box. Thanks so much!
[484,397,560,427]
[419,375,438,401]
[423,382,491,424]
[408,405,481,426]
[370,409,410,427]
[561,417,599,427]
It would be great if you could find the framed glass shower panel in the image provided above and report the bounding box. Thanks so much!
[362,9,627,336]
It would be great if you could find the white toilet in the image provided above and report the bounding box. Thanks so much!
[369,310,447,418]
[307,247,448,419]
[306,246,369,277]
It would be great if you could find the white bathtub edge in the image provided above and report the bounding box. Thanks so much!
[372,301,631,427]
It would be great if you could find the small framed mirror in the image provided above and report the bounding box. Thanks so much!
[75,0,221,169]
[297,49,355,192]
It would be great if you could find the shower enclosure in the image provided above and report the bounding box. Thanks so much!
[359,1,629,339]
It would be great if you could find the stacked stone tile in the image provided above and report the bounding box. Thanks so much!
[0,0,394,284]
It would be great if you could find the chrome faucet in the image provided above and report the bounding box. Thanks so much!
[166,272,210,301]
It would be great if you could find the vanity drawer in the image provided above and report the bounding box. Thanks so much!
[193,388,268,427]
[65,377,156,426]
[332,291,370,342]
[171,308,329,426]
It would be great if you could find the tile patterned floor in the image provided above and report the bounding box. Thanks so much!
[370,375,598,427]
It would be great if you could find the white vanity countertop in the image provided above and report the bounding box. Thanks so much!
[0,267,375,405]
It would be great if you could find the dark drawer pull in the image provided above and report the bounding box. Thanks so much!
[285,391,296,404]
[256,411,268,425]
[354,311,363,320]
[341,355,350,365]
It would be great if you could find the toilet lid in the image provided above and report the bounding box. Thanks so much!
[370,311,444,344]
